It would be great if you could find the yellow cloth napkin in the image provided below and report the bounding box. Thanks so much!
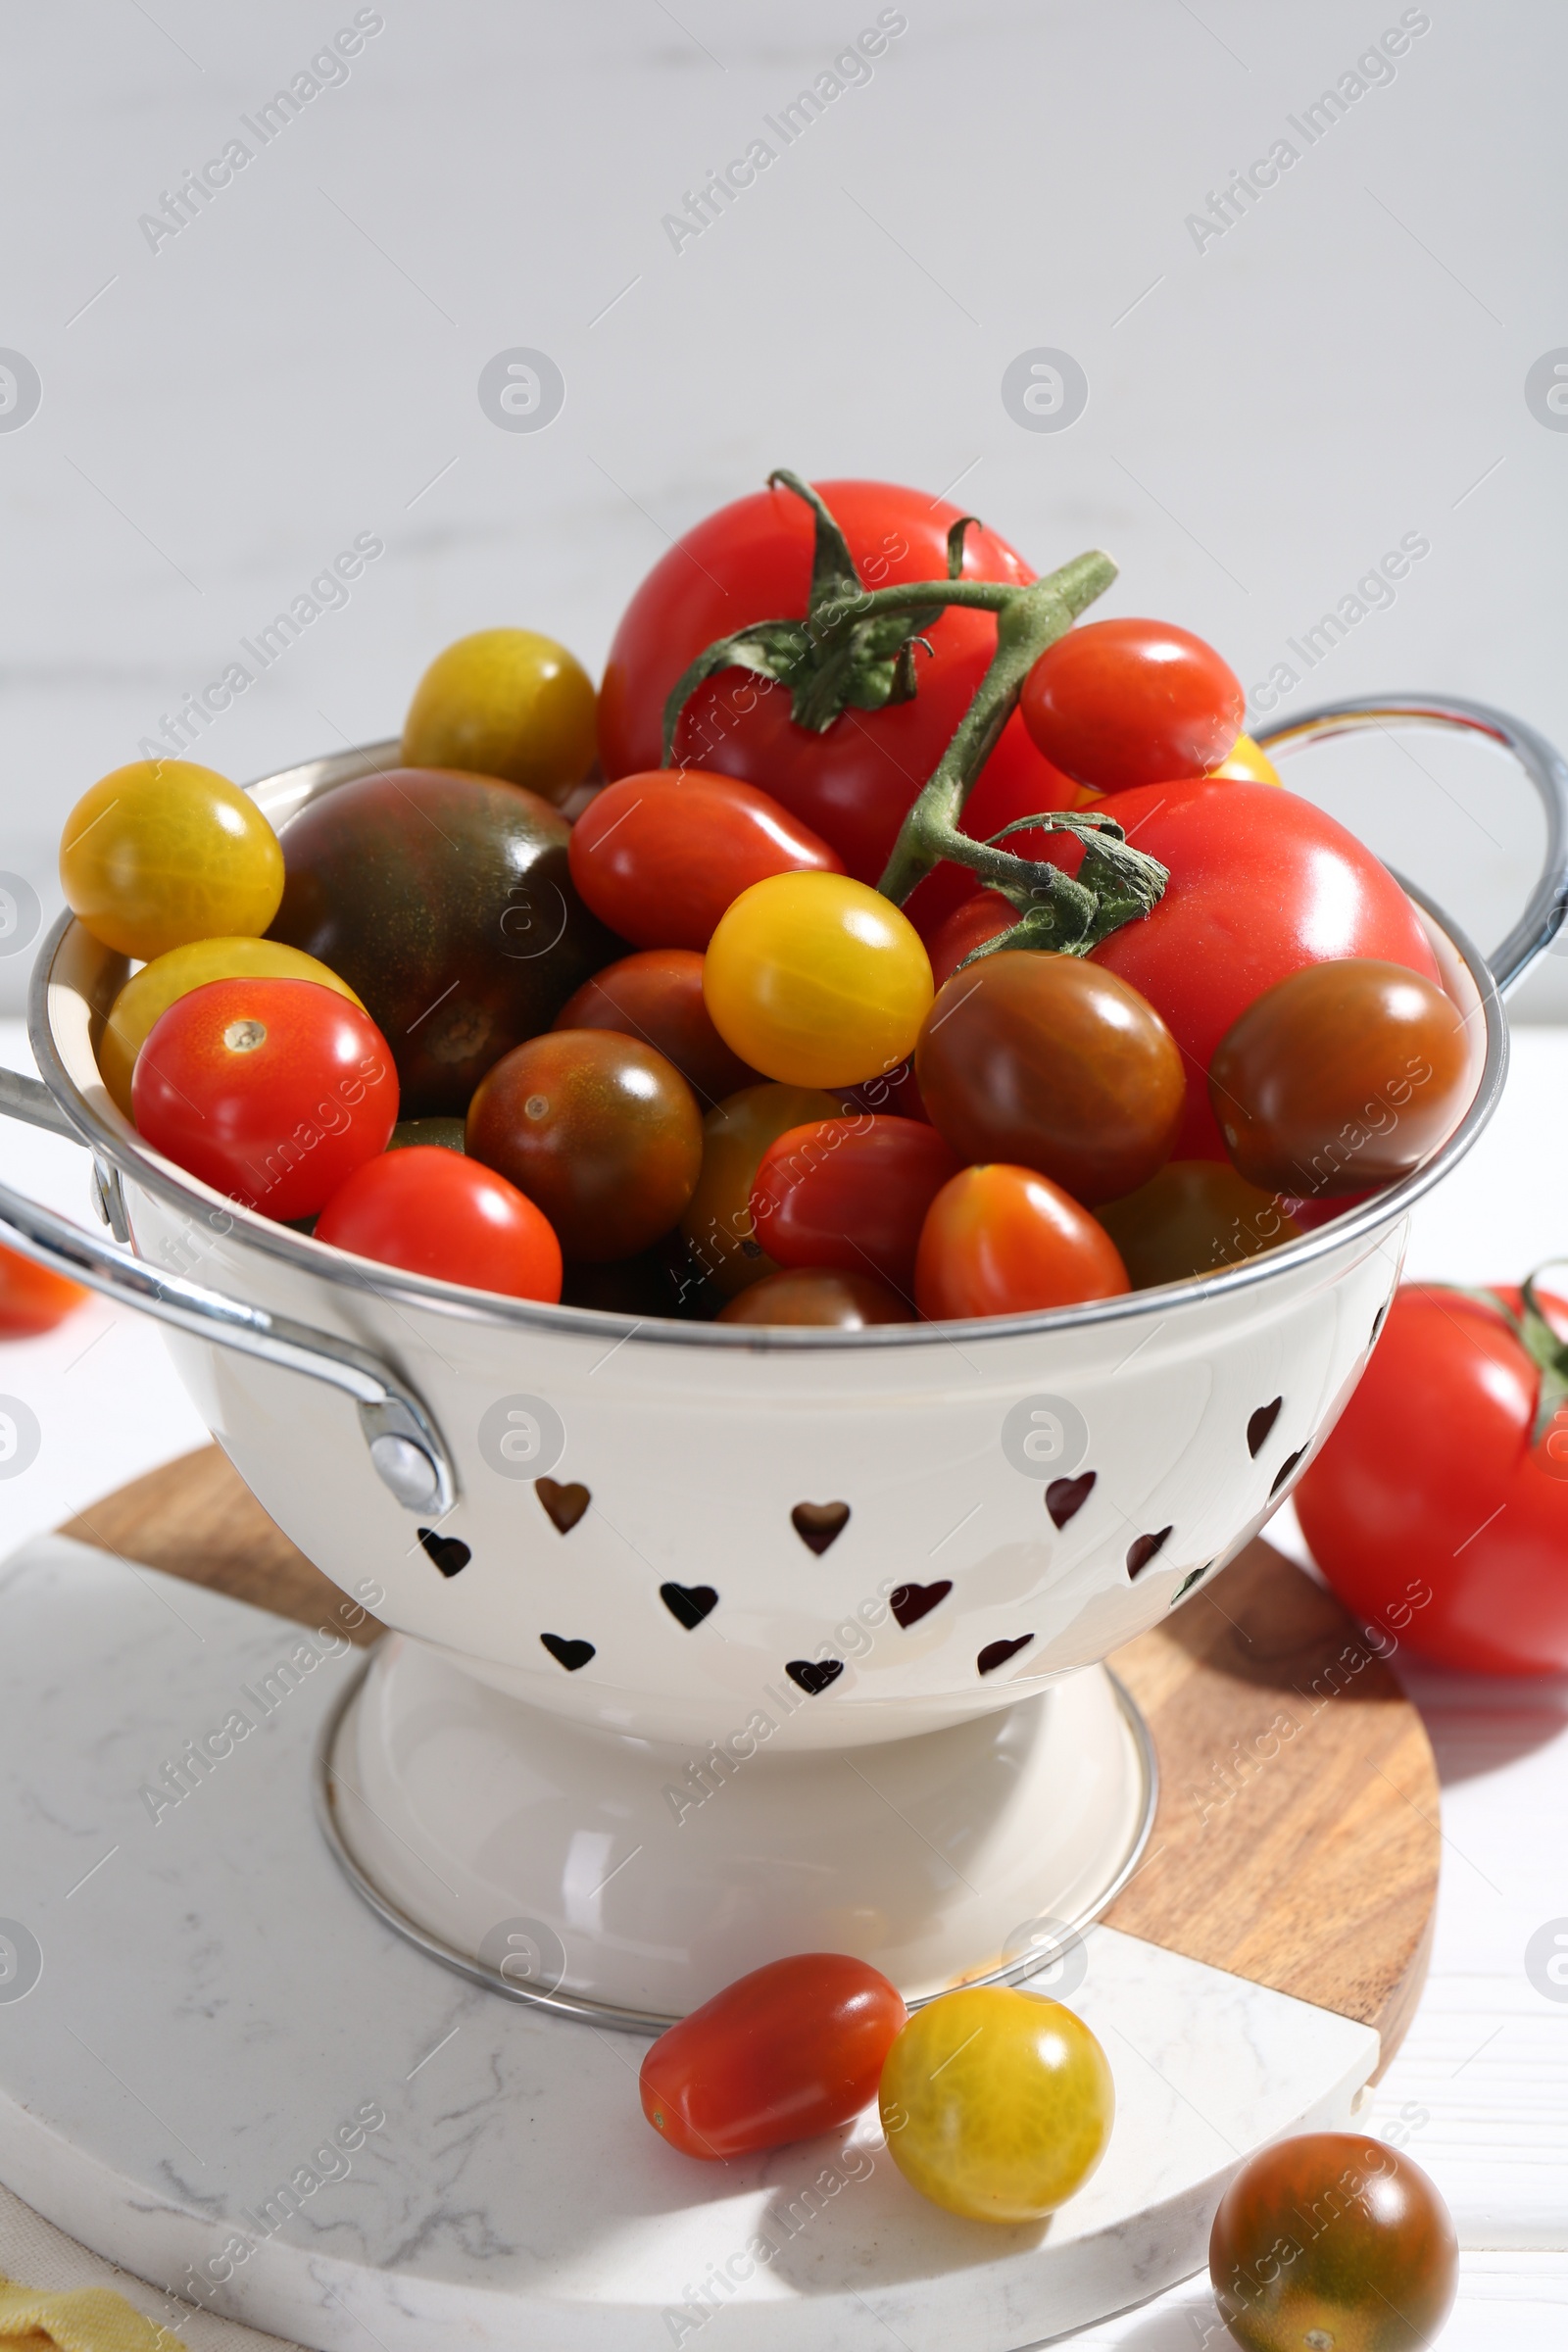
[0,2275,179,2351]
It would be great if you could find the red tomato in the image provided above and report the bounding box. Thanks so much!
[554,949,760,1105]
[1020,617,1244,793]
[751,1116,958,1294]
[132,977,398,1221]
[915,1165,1130,1320]
[1042,781,1442,1160]
[0,1243,86,1337]
[640,1953,906,2160]
[569,769,841,951]
[598,478,1071,884]
[1296,1284,1568,1675]
[315,1147,562,1301]
[928,891,1016,989]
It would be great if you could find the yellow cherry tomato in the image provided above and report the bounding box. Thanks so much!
[704,871,933,1089]
[1208,732,1282,786]
[99,938,363,1120]
[401,628,597,808]
[879,1986,1113,2223]
[679,1081,841,1298]
[60,760,284,960]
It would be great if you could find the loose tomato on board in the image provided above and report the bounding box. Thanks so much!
[568,771,842,952]
[705,872,933,1090]
[315,1147,562,1301]
[131,978,398,1221]
[751,1117,958,1295]
[0,1244,86,1338]
[1019,617,1244,794]
[915,1165,1130,1320]
[554,949,760,1105]
[1296,1281,1568,1674]
[641,1953,906,2160]
[598,478,1070,884]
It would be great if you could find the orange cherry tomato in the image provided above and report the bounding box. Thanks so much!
[915,1165,1130,1320]
[0,1244,87,1337]
[568,769,842,951]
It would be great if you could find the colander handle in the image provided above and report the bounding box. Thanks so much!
[1254,692,1568,991]
[0,1065,455,1517]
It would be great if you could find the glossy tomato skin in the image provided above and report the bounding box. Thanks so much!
[679,1082,843,1298]
[717,1268,913,1326]
[1020,617,1244,793]
[401,628,596,807]
[751,1116,957,1294]
[1208,958,1470,1197]
[1296,1285,1568,1674]
[1095,1161,1301,1290]
[706,872,933,1090]
[928,891,1016,989]
[641,1953,907,2160]
[1209,2132,1457,2352]
[0,1244,86,1337]
[1054,781,1443,1161]
[466,1030,703,1263]
[102,936,363,1121]
[132,978,398,1221]
[314,1147,562,1301]
[554,949,759,1106]
[599,478,1068,884]
[916,952,1184,1205]
[60,759,284,961]
[916,1165,1130,1320]
[568,770,842,951]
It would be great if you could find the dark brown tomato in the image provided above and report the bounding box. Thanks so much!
[1209,2132,1457,2351]
[554,949,759,1107]
[915,951,1184,1206]
[1208,957,1470,1197]
[716,1267,913,1327]
[466,1030,703,1262]
[1095,1160,1301,1290]
[270,767,620,1116]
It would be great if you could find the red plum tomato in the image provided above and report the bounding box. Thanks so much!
[751,1116,957,1294]
[1020,617,1244,793]
[554,949,760,1104]
[315,1147,562,1301]
[916,1166,1130,1320]
[131,978,398,1221]
[568,770,842,952]
[640,1952,907,2159]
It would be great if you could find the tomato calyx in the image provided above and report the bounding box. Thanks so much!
[1438,1270,1568,1450]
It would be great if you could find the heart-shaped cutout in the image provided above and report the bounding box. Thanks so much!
[1046,1472,1096,1529]
[661,1581,717,1630]
[1247,1397,1283,1458]
[1270,1446,1305,1497]
[785,1657,844,1695]
[792,1501,850,1555]
[890,1580,952,1630]
[977,1635,1033,1676]
[1126,1526,1174,1578]
[1171,1561,1216,1605]
[540,1633,595,1673]
[536,1477,590,1535]
[416,1527,470,1578]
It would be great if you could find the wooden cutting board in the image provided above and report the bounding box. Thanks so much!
[61,1446,1439,2069]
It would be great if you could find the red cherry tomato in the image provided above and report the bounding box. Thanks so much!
[132,978,398,1221]
[554,949,760,1105]
[0,1244,87,1338]
[1296,1284,1568,1674]
[717,1267,913,1326]
[1020,617,1244,793]
[315,1147,562,1301]
[1042,781,1443,1160]
[569,769,842,951]
[751,1116,959,1294]
[915,1165,1130,1320]
[927,891,1016,989]
[598,478,1070,884]
[640,1953,907,2160]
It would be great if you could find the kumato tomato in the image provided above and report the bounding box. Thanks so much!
[401,628,597,807]
[1209,2132,1457,2351]
[1019,617,1244,793]
[131,978,398,1221]
[598,477,1068,885]
[751,1116,957,1294]
[567,770,842,951]
[642,1954,906,2159]
[61,760,284,960]
[555,949,760,1106]
[315,1147,562,1301]
[1296,1283,1568,1674]
[101,936,363,1120]
[706,872,933,1089]
[1208,958,1470,1199]
[679,1082,842,1298]
[916,1166,1130,1320]
[880,1987,1113,2223]
[0,1244,86,1337]
[717,1268,912,1326]
[466,1030,702,1263]
[1095,1161,1301,1290]
[916,952,1184,1206]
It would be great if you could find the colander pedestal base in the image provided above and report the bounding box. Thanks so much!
[318,1631,1158,2026]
